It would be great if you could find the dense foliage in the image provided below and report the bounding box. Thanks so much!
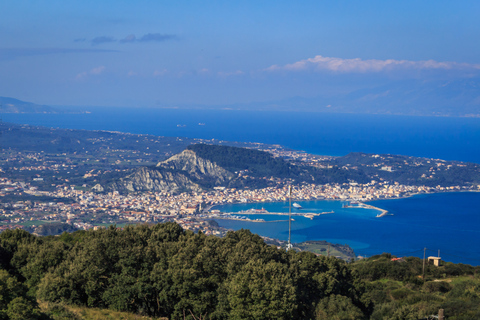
[186,144,298,178]
[1,227,479,319]
[351,253,480,320]
[1,225,370,320]
[186,143,371,187]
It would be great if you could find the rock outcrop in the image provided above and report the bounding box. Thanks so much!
[105,148,235,193]
[157,149,234,184]
[109,167,203,194]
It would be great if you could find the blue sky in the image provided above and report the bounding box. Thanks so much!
[1,1,480,109]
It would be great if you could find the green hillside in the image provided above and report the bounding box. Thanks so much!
[1,225,479,319]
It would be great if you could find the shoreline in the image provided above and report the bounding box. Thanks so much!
[209,190,480,218]
[211,210,334,223]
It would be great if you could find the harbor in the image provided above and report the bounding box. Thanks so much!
[211,207,334,222]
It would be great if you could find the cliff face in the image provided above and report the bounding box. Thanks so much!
[157,149,234,184]
[106,149,234,193]
[109,167,203,194]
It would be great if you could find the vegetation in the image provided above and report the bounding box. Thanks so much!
[186,144,371,188]
[187,144,297,178]
[351,253,480,320]
[295,241,355,261]
[1,225,479,319]
[1,224,370,320]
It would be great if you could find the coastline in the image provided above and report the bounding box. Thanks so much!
[208,190,480,222]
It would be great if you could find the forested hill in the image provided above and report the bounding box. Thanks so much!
[186,143,296,178]
[1,225,479,319]
[106,142,480,194]
[0,225,371,320]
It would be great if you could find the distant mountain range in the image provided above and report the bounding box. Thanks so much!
[0,96,59,113]
[4,76,480,116]
[180,78,480,117]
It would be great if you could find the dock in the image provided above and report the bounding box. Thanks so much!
[342,202,390,217]
[361,204,390,217]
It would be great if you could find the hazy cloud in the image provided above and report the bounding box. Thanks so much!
[217,70,244,77]
[76,66,106,80]
[91,36,116,46]
[153,69,168,77]
[266,55,480,73]
[119,33,177,44]
[138,33,177,42]
[91,33,177,45]
[90,66,106,75]
[0,48,118,60]
[120,34,136,43]
[74,38,86,42]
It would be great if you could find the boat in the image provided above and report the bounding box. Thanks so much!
[292,203,302,209]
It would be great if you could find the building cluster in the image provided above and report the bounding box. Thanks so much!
[2,174,478,234]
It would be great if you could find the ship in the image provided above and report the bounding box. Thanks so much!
[292,202,302,209]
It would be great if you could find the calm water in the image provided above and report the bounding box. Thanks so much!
[214,192,480,265]
[4,108,480,264]
[4,108,480,163]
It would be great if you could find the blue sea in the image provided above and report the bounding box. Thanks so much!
[4,108,480,264]
[214,192,480,265]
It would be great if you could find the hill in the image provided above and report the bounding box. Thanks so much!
[1,225,479,320]
[0,96,59,113]
[100,144,480,194]
[330,152,480,187]
[104,144,338,193]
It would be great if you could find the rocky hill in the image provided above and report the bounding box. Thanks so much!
[97,144,480,194]
[105,167,203,194]
[103,144,308,193]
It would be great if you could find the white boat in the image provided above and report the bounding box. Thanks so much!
[292,202,302,209]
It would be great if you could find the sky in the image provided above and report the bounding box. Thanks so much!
[1,0,480,109]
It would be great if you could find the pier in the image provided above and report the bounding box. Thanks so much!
[342,201,390,217]
[361,203,390,217]
[214,210,334,222]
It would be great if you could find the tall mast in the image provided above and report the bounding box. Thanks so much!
[287,185,292,250]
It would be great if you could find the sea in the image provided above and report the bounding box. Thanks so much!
[4,108,480,265]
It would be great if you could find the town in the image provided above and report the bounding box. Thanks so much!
[1,174,477,235]
[2,123,480,237]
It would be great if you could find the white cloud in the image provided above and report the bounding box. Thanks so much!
[90,66,106,75]
[75,66,106,80]
[266,55,480,73]
[217,70,244,77]
[153,69,168,77]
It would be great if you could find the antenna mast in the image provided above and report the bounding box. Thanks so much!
[287,185,293,251]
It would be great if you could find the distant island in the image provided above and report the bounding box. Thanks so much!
[0,96,89,114]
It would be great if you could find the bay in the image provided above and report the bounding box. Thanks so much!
[4,108,480,163]
[4,108,480,264]
[214,192,480,265]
